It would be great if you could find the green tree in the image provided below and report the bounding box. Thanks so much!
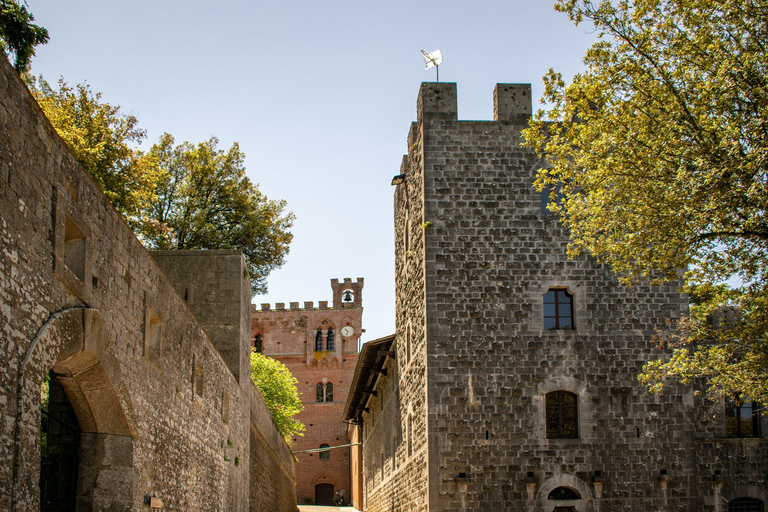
[250,351,305,439]
[0,0,48,73]
[523,0,768,405]
[139,133,294,294]
[33,77,160,222]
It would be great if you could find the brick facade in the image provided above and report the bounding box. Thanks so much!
[251,278,363,505]
[352,82,768,512]
[0,54,297,511]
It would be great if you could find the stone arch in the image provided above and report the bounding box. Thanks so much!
[537,474,594,512]
[12,308,136,511]
[311,471,338,487]
[535,376,593,441]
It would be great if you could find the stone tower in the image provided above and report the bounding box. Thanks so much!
[251,278,364,506]
[347,83,768,511]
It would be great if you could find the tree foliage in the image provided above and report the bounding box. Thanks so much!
[250,351,305,440]
[523,0,768,405]
[0,0,48,73]
[33,77,160,221]
[31,77,293,294]
[139,134,294,294]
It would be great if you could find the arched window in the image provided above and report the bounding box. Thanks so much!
[548,487,580,500]
[728,497,765,512]
[726,398,761,438]
[544,288,574,330]
[315,330,323,351]
[546,391,578,439]
[252,334,262,353]
[316,382,333,403]
[327,328,335,351]
[319,443,330,460]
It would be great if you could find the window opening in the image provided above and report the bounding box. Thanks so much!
[316,382,333,403]
[327,328,335,351]
[63,215,86,282]
[315,330,324,351]
[406,324,411,362]
[541,182,565,215]
[548,487,580,500]
[407,415,413,457]
[544,288,574,330]
[726,398,761,438]
[253,334,263,353]
[319,443,330,460]
[728,497,765,512]
[546,391,578,439]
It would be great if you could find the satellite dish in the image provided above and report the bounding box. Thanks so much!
[420,49,443,82]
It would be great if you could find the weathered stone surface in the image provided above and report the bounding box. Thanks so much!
[356,82,768,512]
[0,54,297,511]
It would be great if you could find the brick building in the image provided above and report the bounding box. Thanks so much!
[344,82,768,511]
[252,278,363,505]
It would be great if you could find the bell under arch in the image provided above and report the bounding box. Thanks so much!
[13,308,136,511]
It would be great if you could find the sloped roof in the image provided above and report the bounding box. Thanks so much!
[343,333,395,423]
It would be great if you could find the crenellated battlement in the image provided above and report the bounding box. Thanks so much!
[252,277,364,312]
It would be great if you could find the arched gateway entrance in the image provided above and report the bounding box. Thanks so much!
[12,308,136,511]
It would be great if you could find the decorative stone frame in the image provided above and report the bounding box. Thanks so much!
[53,188,92,303]
[535,376,593,442]
[531,281,590,335]
[536,473,595,512]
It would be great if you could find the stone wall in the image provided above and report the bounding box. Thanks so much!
[362,82,768,512]
[0,54,297,511]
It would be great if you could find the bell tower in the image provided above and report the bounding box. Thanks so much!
[331,277,363,308]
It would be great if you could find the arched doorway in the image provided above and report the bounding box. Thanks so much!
[40,375,80,512]
[315,483,335,505]
[12,308,136,511]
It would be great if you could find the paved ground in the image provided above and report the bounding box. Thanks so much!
[297,506,359,512]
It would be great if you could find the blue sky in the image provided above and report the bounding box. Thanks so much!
[28,0,598,342]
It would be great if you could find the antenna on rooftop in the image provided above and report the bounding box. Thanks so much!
[420,49,443,82]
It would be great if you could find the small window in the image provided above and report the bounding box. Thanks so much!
[726,399,761,438]
[544,289,574,330]
[392,435,397,470]
[316,382,333,403]
[319,443,330,460]
[407,415,413,457]
[252,334,262,353]
[546,391,578,439]
[729,497,765,512]
[327,328,335,351]
[540,182,565,215]
[548,487,580,500]
[315,330,324,351]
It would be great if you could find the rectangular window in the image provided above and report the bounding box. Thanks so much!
[726,399,761,438]
[544,289,574,330]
